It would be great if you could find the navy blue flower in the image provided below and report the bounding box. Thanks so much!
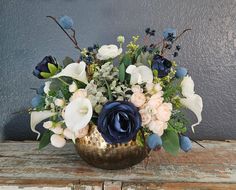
[152,55,172,78]
[163,28,177,41]
[59,15,74,30]
[97,101,141,144]
[33,56,58,79]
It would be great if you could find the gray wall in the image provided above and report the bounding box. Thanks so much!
[0,0,236,141]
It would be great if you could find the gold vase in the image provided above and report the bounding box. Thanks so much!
[75,125,150,170]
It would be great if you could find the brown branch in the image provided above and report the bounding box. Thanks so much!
[46,16,82,52]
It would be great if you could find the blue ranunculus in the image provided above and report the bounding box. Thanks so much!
[59,15,74,30]
[33,56,58,79]
[163,28,177,41]
[152,54,172,78]
[97,101,142,144]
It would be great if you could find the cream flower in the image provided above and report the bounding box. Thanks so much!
[96,45,122,60]
[180,75,203,132]
[70,89,87,101]
[64,97,93,133]
[148,120,167,136]
[126,65,153,85]
[148,94,164,108]
[130,92,146,107]
[156,103,172,122]
[139,109,152,125]
[50,134,66,148]
[131,85,143,93]
[146,83,162,94]
[52,62,88,84]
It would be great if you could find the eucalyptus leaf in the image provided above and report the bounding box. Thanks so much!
[162,129,179,156]
[63,56,75,67]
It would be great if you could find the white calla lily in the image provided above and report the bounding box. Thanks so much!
[52,62,88,84]
[64,97,92,133]
[180,75,203,132]
[30,111,56,139]
[126,65,153,85]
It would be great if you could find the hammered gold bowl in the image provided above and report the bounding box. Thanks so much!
[75,125,150,170]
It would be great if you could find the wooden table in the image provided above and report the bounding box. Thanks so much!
[0,141,236,189]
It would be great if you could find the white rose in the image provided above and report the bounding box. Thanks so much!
[148,120,167,136]
[96,45,122,60]
[126,65,153,85]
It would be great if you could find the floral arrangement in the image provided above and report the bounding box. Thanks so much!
[30,15,203,155]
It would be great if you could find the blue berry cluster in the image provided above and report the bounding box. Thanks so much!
[179,135,192,152]
[80,44,99,64]
[145,28,156,36]
[147,134,162,150]
[152,54,172,78]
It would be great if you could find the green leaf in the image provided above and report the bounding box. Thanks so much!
[134,47,142,60]
[122,54,132,67]
[104,79,113,101]
[40,72,52,79]
[162,129,179,156]
[119,63,125,82]
[63,56,75,67]
[38,130,53,150]
[48,63,58,75]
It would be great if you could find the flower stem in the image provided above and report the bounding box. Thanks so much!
[58,77,70,86]
[46,16,82,52]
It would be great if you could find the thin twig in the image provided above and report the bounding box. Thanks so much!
[46,16,82,51]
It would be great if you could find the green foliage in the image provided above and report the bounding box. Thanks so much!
[119,63,125,82]
[104,79,113,101]
[134,47,142,60]
[48,63,58,74]
[162,129,179,156]
[136,130,145,147]
[168,118,187,134]
[38,129,53,150]
[49,78,72,100]
[63,56,74,67]
[122,54,132,67]
[163,80,181,102]
[40,72,52,79]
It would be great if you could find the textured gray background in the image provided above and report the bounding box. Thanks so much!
[0,0,236,141]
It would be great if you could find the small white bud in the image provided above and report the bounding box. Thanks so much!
[54,99,65,107]
[50,134,66,148]
[43,121,53,129]
[69,82,78,93]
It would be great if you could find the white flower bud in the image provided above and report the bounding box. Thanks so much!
[63,128,74,139]
[44,81,51,95]
[43,121,53,129]
[117,35,125,44]
[50,134,66,148]
[69,82,78,93]
[54,99,65,107]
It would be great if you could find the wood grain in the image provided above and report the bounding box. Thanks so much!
[0,140,236,189]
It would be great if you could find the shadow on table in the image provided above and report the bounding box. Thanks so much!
[3,113,44,141]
